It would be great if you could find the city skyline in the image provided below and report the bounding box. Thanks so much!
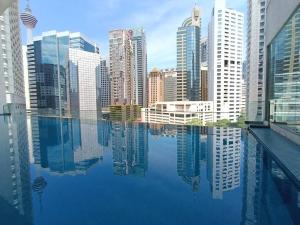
[19,0,247,70]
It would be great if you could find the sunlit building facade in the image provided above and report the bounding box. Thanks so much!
[208,0,244,122]
[246,0,266,121]
[0,1,25,114]
[69,48,101,119]
[162,69,177,102]
[109,29,134,105]
[148,68,164,105]
[27,31,99,116]
[132,28,147,107]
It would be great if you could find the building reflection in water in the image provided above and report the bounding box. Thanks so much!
[30,116,103,175]
[112,122,149,177]
[0,113,33,225]
[176,125,201,192]
[1,114,299,225]
[207,127,241,199]
[241,132,300,225]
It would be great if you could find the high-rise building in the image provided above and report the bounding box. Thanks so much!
[0,0,15,14]
[241,79,247,114]
[69,48,101,119]
[246,0,266,121]
[22,46,30,111]
[207,127,241,199]
[148,68,164,105]
[162,69,177,102]
[109,29,134,105]
[208,0,244,122]
[27,31,99,116]
[0,1,25,114]
[265,0,300,124]
[132,28,147,107]
[20,0,37,44]
[99,59,111,108]
[177,6,201,101]
[200,66,208,101]
[201,37,208,66]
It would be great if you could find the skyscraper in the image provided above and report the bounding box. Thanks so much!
[265,1,300,124]
[148,68,164,105]
[201,66,208,101]
[0,0,15,14]
[0,0,25,114]
[99,59,111,108]
[208,0,244,122]
[69,48,101,119]
[162,69,177,102]
[177,5,201,101]
[201,37,208,66]
[109,29,134,105]
[27,31,99,116]
[246,0,266,121]
[20,0,37,44]
[132,28,147,107]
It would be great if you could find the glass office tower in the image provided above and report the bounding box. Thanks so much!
[177,6,201,101]
[27,31,99,116]
[267,6,300,124]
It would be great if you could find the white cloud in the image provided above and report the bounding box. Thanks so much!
[87,0,247,69]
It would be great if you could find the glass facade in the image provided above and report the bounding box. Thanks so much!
[28,32,99,116]
[267,6,300,124]
[177,18,201,101]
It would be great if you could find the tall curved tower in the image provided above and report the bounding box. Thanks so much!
[20,0,37,44]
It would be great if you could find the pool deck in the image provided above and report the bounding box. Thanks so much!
[249,127,300,188]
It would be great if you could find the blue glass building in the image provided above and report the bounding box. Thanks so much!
[27,31,99,116]
[177,6,201,101]
[267,6,300,124]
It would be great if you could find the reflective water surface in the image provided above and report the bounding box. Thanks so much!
[0,114,299,225]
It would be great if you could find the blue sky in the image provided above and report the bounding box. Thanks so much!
[20,0,247,70]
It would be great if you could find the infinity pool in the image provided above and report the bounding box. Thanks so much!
[0,115,299,225]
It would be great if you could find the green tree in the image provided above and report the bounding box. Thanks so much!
[187,118,204,126]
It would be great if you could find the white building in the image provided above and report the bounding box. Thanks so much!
[69,48,101,119]
[246,0,266,121]
[0,1,25,114]
[208,0,244,122]
[241,79,247,114]
[142,101,214,125]
[22,46,30,111]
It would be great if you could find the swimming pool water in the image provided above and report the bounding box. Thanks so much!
[0,115,299,225]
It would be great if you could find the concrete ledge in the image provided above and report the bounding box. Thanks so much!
[249,127,300,188]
